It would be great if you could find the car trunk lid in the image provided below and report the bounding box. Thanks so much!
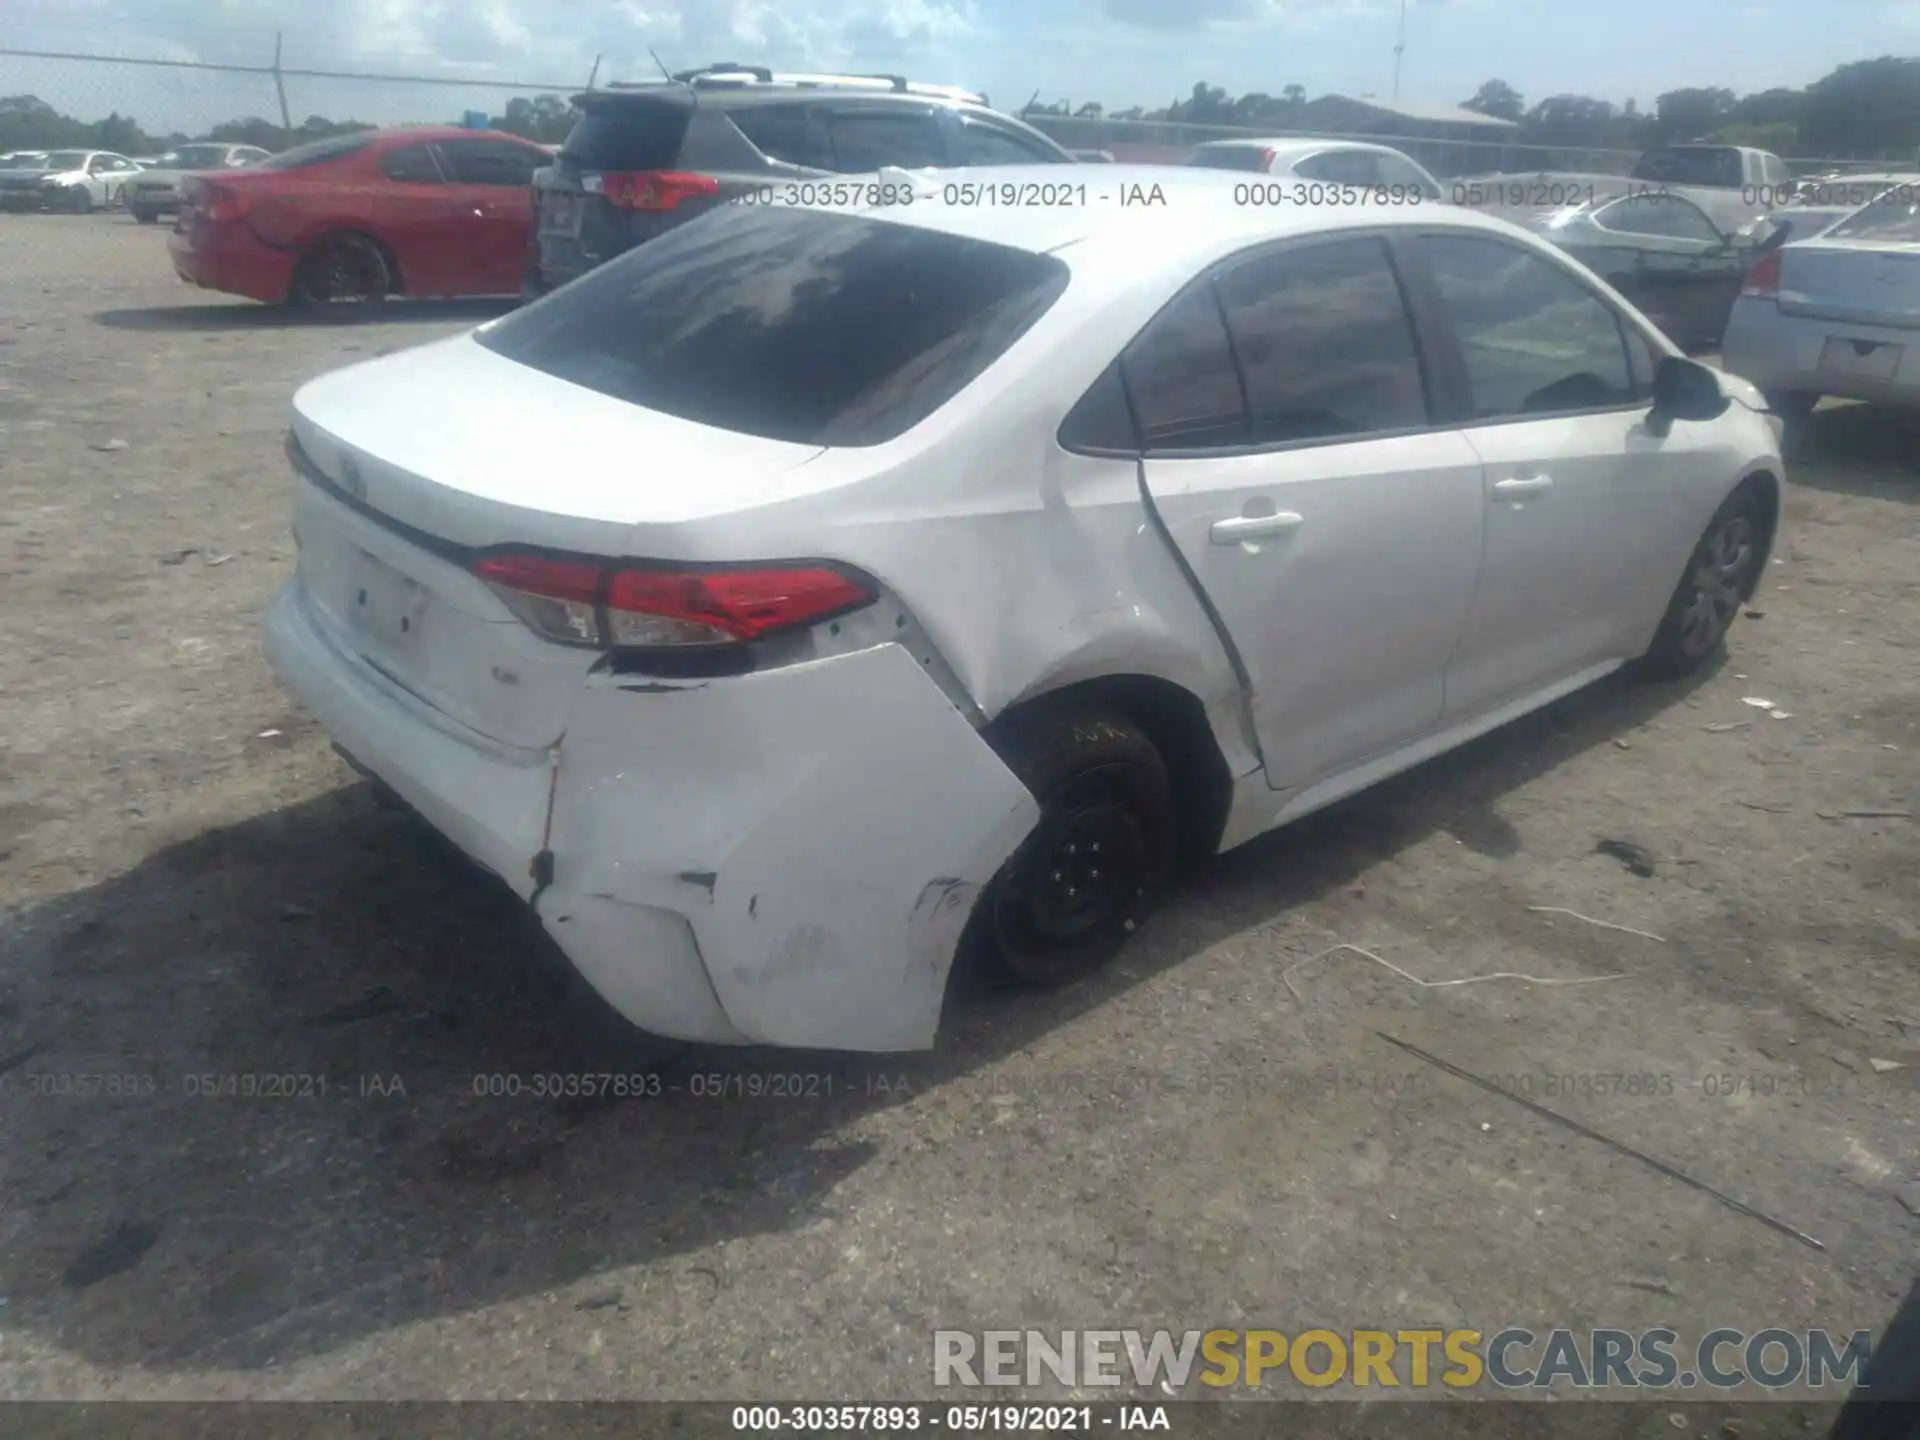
[1779,241,1920,329]
[283,334,827,749]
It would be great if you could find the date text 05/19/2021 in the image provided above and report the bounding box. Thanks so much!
[730,1405,1171,1431]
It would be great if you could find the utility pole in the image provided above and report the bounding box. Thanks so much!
[1391,0,1408,101]
[272,31,294,147]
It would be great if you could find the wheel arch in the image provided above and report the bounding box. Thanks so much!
[980,671,1237,864]
[1735,465,1782,599]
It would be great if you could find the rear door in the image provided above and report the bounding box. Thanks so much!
[1401,230,1722,716]
[817,102,949,171]
[1131,234,1489,791]
[433,137,545,295]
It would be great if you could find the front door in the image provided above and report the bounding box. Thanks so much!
[369,142,472,294]
[1398,230,1732,719]
[1129,235,1488,791]
[433,138,545,296]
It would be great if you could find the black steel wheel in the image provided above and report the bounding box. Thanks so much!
[972,705,1176,988]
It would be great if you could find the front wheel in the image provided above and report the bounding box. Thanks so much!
[969,704,1177,988]
[64,186,93,214]
[1639,484,1767,679]
[131,206,159,224]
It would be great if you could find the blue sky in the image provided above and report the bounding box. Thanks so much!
[0,0,1914,134]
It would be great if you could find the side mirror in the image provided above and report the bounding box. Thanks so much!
[1647,355,1731,436]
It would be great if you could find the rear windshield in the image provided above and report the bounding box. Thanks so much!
[1631,147,1742,187]
[166,146,230,169]
[1825,192,1920,243]
[475,207,1070,447]
[1184,146,1268,172]
[254,133,372,171]
[560,102,691,170]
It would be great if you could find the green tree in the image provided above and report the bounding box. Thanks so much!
[1799,57,1920,158]
[1462,79,1524,123]
[1653,86,1737,141]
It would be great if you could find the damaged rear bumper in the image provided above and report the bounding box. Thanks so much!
[263,583,1039,1052]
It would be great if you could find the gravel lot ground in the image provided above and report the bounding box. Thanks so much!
[1,212,1918,1415]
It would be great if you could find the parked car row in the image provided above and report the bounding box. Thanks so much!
[0,149,144,212]
[0,142,270,214]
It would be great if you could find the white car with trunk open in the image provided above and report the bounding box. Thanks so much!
[263,166,1785,1053]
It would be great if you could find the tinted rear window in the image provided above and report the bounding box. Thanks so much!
[475,207,1070,447]
[1631,147,1742,187]
[1826,193,1920,243]
[254,133,373,170]
[1184,146,1268,173]
[561,103,690,170]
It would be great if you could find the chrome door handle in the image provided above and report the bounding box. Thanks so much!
[1492,476,1553,498]
[1210,511,1304,544]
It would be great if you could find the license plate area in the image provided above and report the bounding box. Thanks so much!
[344,547,431,658]
[1819,335,1904,379]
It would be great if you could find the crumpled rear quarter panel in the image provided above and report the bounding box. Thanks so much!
[542,642,1041,1052]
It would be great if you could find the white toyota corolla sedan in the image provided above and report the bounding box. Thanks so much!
[263,166,1784,1054]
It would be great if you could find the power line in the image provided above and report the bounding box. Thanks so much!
[0,46,581,91]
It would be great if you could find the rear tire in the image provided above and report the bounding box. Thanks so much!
[1639,482,1767,680]
[969,703,1177,988]
[1763,388,1819,418]
[65,186,92,214]
[289,234,392,318]
[132,206,159,224]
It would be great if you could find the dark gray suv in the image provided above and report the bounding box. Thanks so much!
[527,65,1076,295]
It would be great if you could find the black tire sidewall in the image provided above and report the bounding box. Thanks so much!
[1641,483,1765,679]
[292,237,391,317]
[973,707,1176,988]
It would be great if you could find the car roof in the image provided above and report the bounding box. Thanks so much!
[576,82,1002,116]
[1190,137,1406,161]
[811,163,1539,263]
[361,126,536,144]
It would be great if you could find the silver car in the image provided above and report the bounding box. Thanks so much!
[125,142,271,223]
[1182,138,1445,199]
[1721,183,1920,415]
[0,149,140,212]
[1497,185,1778,349]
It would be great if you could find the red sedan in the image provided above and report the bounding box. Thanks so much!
[168,127,552,309]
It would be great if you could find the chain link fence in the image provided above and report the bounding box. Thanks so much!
[0,47,588,167]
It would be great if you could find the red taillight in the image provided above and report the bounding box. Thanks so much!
[473,555,875,649]
[193,182,248,223]
[592,170,720,212]
[1742,247,1783,299]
